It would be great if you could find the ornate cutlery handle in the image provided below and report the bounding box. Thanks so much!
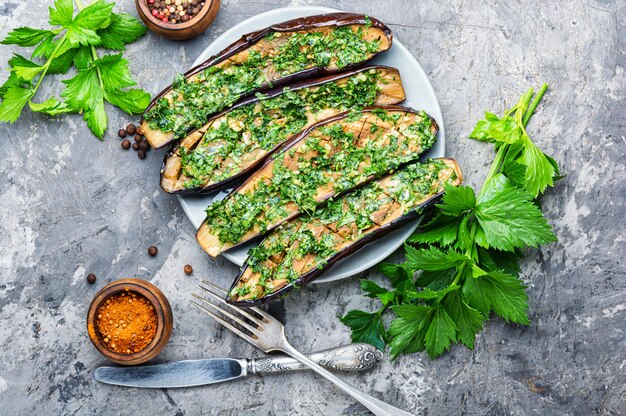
[249,343,382,374]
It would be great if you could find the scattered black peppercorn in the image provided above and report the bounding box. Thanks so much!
[139,140,149,151]
[184,264,193,275]
[118,129,127,138]
[132,142,140,150]
[121,139,131,150]
[126,124,137,135]
[138,149,147,159]
[148,246,158,256]
[134,135,143,143]
[87,273,97,284]
[136,126,143,136]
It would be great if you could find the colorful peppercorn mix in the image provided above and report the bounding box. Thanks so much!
[147,0,205,24]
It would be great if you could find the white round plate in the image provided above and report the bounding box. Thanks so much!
[178,6,445,283]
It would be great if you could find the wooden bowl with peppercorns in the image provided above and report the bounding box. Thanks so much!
[87,278,173,365]
[136,0,220,40]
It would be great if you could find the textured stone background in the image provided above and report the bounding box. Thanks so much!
[0,0,624,415]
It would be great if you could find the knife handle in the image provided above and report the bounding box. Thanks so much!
[249,343,383,374]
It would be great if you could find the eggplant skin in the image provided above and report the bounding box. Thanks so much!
[160,66,406,195]
[141,13,393,149]
[196,105,440,259]
[226,158,462,307]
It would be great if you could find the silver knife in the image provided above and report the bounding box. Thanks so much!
[94,343,382,388]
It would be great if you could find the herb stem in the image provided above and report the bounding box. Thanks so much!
[31,36,67,98]
[522,83,548,126]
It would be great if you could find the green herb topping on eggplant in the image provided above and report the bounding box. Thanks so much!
[227,158,462,305]
[196,106,439,258]
[161,66,406,194]
[141,13,393,149]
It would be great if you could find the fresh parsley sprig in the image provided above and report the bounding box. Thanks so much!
[341,85,562,358]
[0,0,150,139]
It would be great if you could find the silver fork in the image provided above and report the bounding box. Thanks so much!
[190,280,414,416]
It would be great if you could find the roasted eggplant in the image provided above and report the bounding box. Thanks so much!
[196,106,440,258]
[227,158,462,305]
[161,66,405,194]
[141,13,393,149]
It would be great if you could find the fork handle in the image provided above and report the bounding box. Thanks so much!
[250,343,383,374]
[281,343,415,416]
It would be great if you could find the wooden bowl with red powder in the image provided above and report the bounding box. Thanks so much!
[87,278,173,365]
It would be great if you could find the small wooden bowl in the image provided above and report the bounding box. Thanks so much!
[136,0,220,40]
[87,278,173,365]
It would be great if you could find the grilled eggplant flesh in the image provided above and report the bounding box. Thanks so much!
[141,13,393,149]
[160,66,405,194]
[196,106,439,258]
[227,158,462,305]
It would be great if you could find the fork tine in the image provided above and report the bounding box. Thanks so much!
[200,279,275,322]
[197,280,268,325]
[190,293,263,335]
[189,298,258,344]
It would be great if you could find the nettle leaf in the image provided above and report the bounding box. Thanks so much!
[469,111,499,142]
[73,0,114,30]
[475,176,556,251]
[66,25,101,47]
[501,158,527,188]
[9,54,44,81]
[47,48,77,74]
[73,45,92,70]
[518,136,556,197]
[340,310,386,351]
[0,72,24,98]
[93,54,136,90]
[2,27,55,46]
[477,247,521,277]
[360,279,389,298]
[0,85,33,123]
[424,303,458,358]
[406,284,459,301]
[389,304,433,359]
[32,33,56,58]
[49,0,74,27]
[415,268,455,291]
[84,96,107,139]
[462,272,529,324]
[98,13,147,51]
[29,97,71,116]
[442,290,485,349]
[437,183,476,216]
[61,67,100,110]
[104,88,150,114]
[405,245,468,271]
[408,214,461,247]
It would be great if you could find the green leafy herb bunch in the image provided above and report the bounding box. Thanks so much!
[341,85,563,359]
[0,0,151,138]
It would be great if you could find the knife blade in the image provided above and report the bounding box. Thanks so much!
[95,358,246,388]
[94,343,382,388]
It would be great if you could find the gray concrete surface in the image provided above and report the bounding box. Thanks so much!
[1,0,625,415]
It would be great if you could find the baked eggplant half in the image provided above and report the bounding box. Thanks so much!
[227,158,462,305]
[141,13,393,149]
[161,66,405,194]
[196,106,439,258]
